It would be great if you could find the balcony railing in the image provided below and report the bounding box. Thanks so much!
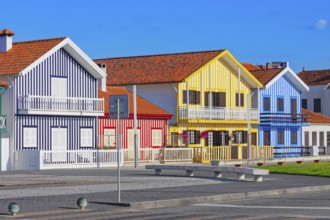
[0,115,7,132]
[17,95,104,116]
[260,113,310,124]
[179,106,259,120]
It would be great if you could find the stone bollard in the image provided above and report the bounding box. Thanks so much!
[8,202,19,216]
[77,198,88,210]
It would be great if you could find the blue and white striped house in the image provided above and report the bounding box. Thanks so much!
[246,62,310,157]
[0,29,106,169]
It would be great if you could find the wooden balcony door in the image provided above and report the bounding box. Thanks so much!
[51,77,67,110]
[291,98,297,121]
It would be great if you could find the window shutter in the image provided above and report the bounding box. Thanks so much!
[304,131,309,147]
[243,131,248,143]
[196,131,200,144]
[240,94,244,107]
[204,92,209,106]
[264,97,270,111]
[87,129,92,146]
[24,129,30,147]
[60,129,67,148]
[189,91,195,104]
[53,129,59,148]
[196,91,200,104]
[235,93,239,107]
[183,90,187,104]
[277,98,284,111]
[220,92,226,107]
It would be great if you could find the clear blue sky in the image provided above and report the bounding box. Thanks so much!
[1,0,329,72]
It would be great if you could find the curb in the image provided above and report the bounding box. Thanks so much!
[121,184,330,209]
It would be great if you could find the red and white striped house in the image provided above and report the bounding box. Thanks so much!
[98,86,172,150]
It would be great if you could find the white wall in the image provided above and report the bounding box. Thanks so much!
[302,85,330,116]
[14,150,41,170]
[1,138,10,171]
[302,124,330,147]
[126,84,178,125]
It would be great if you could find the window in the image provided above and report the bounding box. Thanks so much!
[277,130,284,145]
[302,99,307,109]
[263,97,271,111]
[235,93,244,107]
[23,127,37,148]
[205,92,226,107]
[152,129,162,146]
[51,77,67,97]
[277,98,284,112]
[320,132,324,147]
[103,128,115,147]
[304,131,309,147]
[184,130,200,144]
[183,90,200,105]
[127,129,140,150]
[314,99,321,113]
[263,130,271,146]
[327,132,330,147]
[291,130,297,145]
[81,128,93,147]
[233,131,247,144]
[312,132,317,146]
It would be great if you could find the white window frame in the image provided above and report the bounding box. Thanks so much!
[51,77,67,97]
[127,129,140,151]
[103,128,116,147]
[81,128,93,147]
[152,129,162,147]
[23,127,37,148]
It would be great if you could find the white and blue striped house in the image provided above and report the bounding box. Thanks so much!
[0,29,106,168]
[246,62,310,157]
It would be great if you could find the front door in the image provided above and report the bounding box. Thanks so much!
[52,127,67,162]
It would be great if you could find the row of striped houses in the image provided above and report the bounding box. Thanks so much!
[0,29,173,170]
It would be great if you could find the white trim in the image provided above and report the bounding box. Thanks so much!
[19,38,105,79]
[264,67,309,92]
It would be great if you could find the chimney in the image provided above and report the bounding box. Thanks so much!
[97,63,107,92]
[0,29,15,52]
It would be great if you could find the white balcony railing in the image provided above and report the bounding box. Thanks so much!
[17,95,104,116]
[179,106,259,120]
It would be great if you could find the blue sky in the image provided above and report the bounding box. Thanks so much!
[1,0,329,72]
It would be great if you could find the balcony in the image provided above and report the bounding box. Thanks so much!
[179,106,259,121]
[260,113,310,124]
[17,95,104,116]
[0,115,6,133]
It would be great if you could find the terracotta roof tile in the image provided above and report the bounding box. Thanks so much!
[298,69,330,86]
[242,63,261,71]
[0,29,15,36]
[0,37,65,75]
[250,68,283,86]
[302,108,330,124]
[0,80,9,87]
[98,86,172,119]
[94,50,224,86]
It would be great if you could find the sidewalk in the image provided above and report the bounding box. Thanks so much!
[0,167,330,213]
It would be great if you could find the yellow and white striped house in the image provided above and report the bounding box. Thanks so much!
[96,49,264,160]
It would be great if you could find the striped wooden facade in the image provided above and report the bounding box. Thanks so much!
[98,117,168,149]
[14,48,99,151]
[258,74,304,156]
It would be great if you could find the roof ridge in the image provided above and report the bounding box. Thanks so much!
[250,68,283,72]
[13,37,67,45]
[94,49,225,61]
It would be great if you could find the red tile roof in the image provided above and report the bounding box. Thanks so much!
[94,50,224,86]
[0,29,15,36]
[0,37,65,75]
[98,86,172,119]
[242,63,261,71]
[250,68,283,86]
[302,108,330,124]
[298,69,330,86]
[0,80,9,87]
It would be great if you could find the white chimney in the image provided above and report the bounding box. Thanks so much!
[97,63,107,92]
[0,29,15,52]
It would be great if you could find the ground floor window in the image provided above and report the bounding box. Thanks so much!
[320,132,324,147]
[152,129,162,147]
[103,128,115,147]
[291,130,297,145]
[263,130,271,146]
[127,129,140,150]
[277,130,285,145]
[205,131,229,146]
[23,127,37,148]
[81,128,93,147]
[312,132,317,146]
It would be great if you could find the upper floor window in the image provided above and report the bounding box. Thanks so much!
[205,92,226,107]
[183,90,200,105]
[302,99,307,109]
[277,97,284,112]
[314,99,321,113]
[263,97,270,111]
[51,77,67,97]
[235,93,244,107]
